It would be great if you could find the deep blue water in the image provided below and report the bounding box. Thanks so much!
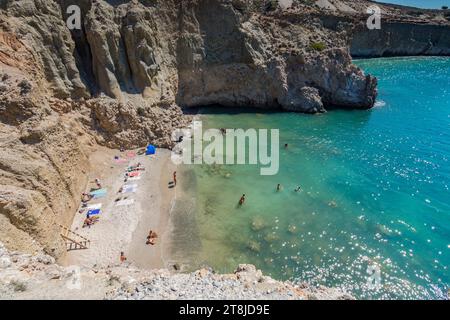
[186,57,450,299]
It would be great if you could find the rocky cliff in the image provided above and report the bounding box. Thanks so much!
[313,0,450,57]
[351,22,450,57]
[0,0,449,281]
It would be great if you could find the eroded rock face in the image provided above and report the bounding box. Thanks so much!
[2,0,379,113]
[0,27,90,256]
[88,97,190,148]
[351,23,450,57]
[281,86,325,113]
[175,0,377,111]
[1,0,89,99]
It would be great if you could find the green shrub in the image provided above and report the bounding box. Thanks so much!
[310,42,326,52]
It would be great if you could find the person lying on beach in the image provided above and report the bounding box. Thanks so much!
[146,230,158,245]
[83,216,98,228]
[239,194,246,206]
[83,217,92,228]
[127,165,145,172]
[81,193,93,203]
[120,252,127,263]
[173,171,177,186]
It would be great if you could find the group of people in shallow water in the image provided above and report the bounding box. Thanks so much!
[238,184,301,206]
[237,143,301,206]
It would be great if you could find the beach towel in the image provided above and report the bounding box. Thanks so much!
[126,151,136,159]
[127,171,140,178]
[127,176,142,181]
[87,209,101,216]
[122,184,138,193]
[114,158,128,164]
[90,188,107,199]
[116,199,135,207]
[87,203,102,210]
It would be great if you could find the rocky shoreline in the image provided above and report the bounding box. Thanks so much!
[0,243,353,300]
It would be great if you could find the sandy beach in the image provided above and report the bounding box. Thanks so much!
[61,147,177,270]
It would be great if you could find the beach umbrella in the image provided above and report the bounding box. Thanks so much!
[146,144,156,155]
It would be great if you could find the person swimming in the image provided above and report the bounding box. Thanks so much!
[277,184,282,191]
[295,186,301,192]
[239,194,246,206]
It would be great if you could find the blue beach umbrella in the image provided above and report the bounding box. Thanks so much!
[146,145,156,155]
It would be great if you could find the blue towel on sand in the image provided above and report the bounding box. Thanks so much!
[90,188,107,198]
[87,209,101,216]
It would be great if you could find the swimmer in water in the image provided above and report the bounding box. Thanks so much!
[239,194,246,206]
[277,184,282,191]
[295,186,301,192]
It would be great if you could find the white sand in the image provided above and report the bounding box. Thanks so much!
[61,147,177,270]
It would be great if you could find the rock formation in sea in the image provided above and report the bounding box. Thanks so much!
[0,0,449,295]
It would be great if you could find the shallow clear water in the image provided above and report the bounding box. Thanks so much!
[180,57,450,299]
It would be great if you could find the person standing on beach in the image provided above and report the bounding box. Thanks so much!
[120,252,127,263]
[239,194,246,206]
[173,171,177,186]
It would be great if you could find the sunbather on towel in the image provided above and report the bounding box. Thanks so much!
[146,230,158,245]
[83,216,99,228]
[81,193,93,203]
[83,217,94,228]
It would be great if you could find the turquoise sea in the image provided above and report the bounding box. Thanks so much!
[179,57,450,299]
[379,0,450,9]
